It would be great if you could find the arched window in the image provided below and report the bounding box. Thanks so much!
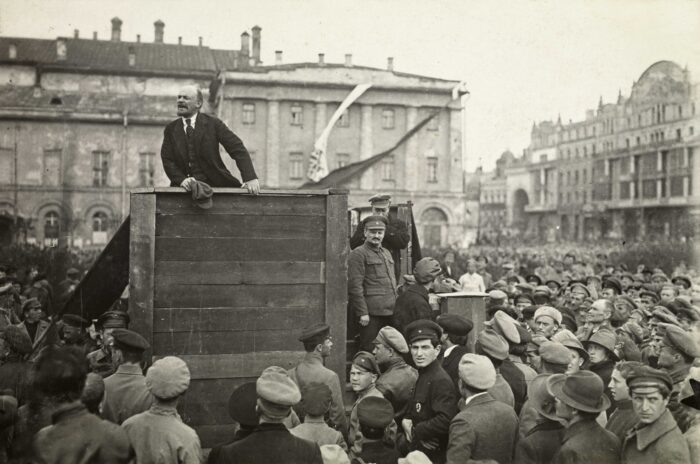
[420,207,448,248]
[91,211,109,245]
[44,211,60,247]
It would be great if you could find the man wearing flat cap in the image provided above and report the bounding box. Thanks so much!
[436,314,472,389]
[601,277,623,300]
[87,309,130,378]
[400,320,458,463]
[547,371,620,463]
[288,323,348,437]
[622,366,691,464]
[373,327,418,417]
[123,356,202,463]
[211,366,323,464]
[353,396,399,464]
[348,215,398,352]
[447,354,518,464]
[350,194,411,279]
[102,328,153,425]
[59,314,94,354]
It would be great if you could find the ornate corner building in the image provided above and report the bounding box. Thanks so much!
[0,18,467,249]
[503,61,700,242]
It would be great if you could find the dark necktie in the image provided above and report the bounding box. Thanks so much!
[185,118,196,161]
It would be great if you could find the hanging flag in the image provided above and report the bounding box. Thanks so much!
[307,83,372,182]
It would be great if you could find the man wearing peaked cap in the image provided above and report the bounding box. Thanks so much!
[547,371,621,463]
[657,323,700,411]
[348,212,398,352]
[123,356,202,463]
[671,275,692,290]
[447,353,519,464]
[373,327,418,418]
[288,322,348,437]
[348,351,387,455]
[60,314,94,354]
[400,320,458,463]
[436,313,473,388]
[353,396,399,464]
[209,366,323,464]
[623,366,691,464]
[88,309,130,378]
[601,277,623,300]
[101,329,153,425]
[349,194,411,279]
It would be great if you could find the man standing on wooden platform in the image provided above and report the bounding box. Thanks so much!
[348,216,398,352]
[160,85,260,194]
[288,323,349,438]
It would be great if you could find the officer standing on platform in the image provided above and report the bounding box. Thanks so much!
[350,195,411,279]
[348,216,398,352]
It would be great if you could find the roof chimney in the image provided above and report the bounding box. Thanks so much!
[154,20,164,43]
[275,50,283,65]
[128,46,135,67]
[178,36,182,45]
[111,17,122,42]
[56,39,67,61]
[198,36,203,47]
[318,53,325,65]
[136,34,141,43]
[251,25,261,64]
[93,31,98,40]
[8,43,17,60]
[387,57,394,71]
[73,29,79,39]
[240,31,250,56]
[344,53,352,67]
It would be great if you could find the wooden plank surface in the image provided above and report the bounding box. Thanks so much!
[155,261,325,285]
[155,237,324,262]
[174,352,306,380]
[156,194,326,216]
[152,329,302,355]
[129,194,156,358]
[153,283,324,308]
[324,192,349,381]
[153,307,323,332]
[156,214,325,239]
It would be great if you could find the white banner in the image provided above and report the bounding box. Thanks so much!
[307,83,372,182]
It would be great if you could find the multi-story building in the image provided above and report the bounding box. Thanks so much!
[514,60,700,241]
[0,18,468,249]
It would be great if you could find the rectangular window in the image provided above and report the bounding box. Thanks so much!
[642,179,657,198]
[382,109,395,129]
[574,171,579,185]
[290,105,303,126]
[0,148,12,184]
[138,152,155,187]
[43,149,62,186]
[641,153,657,173]
[289,152,304,179]
[337,110,350,128]
[427,157,438,183]
[92,151,109,187]
[676,128,682,141]
[690,126,695,136]
[620,182,631,199]
[619,157,630,175]
[381,156,395,181]
[336,153,350,169]
[242,103,256,124]
[670,176,684,197]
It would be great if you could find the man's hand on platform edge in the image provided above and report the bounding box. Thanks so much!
[180,177,195,192]
[243,179,260,195]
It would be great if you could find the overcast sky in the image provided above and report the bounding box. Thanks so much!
[1,0,698,171]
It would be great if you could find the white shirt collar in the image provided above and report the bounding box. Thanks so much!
[443,345,457,358]
[464,391,488,408]
[182,112,198,131]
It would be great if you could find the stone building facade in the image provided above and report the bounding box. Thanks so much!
[502,61,700,242]
[0,19,468,248]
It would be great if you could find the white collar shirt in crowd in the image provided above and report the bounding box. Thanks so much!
[459,272,485,292]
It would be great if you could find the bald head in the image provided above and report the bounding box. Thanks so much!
[176,85,203,117]
[588,298,613,324]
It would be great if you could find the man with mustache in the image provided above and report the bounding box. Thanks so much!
[160,85,260,194]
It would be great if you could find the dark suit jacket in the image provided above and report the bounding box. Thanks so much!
[441,345,470,389]
[514,419,565,464]
[208,423,323,464]
[446,392,519,464]
[160,112,257,187]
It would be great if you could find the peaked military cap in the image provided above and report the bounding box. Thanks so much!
[626,365,673,392]
[111,328,149,351]
[298,323,330,345]
[352,351,380,375]
[96,310,129,329]
[364,215,388,230]
[62,314,89,328]
[405,319,443,344]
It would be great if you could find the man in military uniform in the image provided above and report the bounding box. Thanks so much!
[353,396,399,464]
[350,195,411,279]
[372,326,418,418]
[288,323,348,438]
[60,314,95,355]
[102,329,153,425]
[399,320,458,464]
[348,216,398,351]
[87,310,130,378]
